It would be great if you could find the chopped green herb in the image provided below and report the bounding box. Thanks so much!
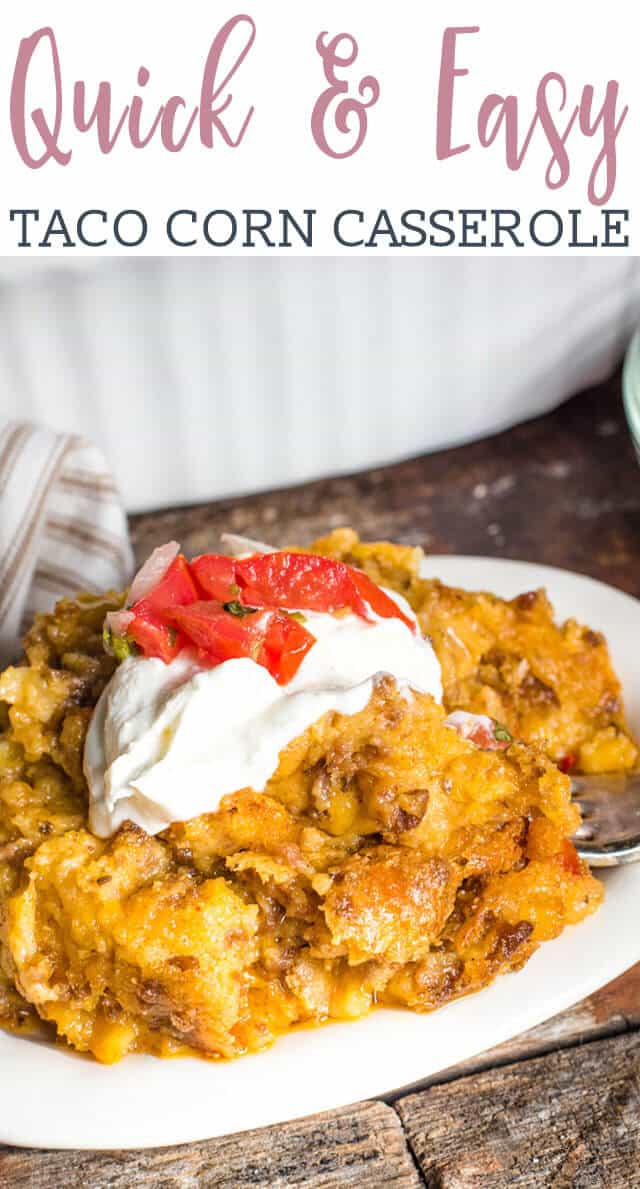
[224,600,258,618]
[113,636,139,662]
[493,723,513,743]
[103,625,139,662]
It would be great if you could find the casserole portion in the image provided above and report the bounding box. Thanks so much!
[0,554,605,1062]
[311,529,638,774]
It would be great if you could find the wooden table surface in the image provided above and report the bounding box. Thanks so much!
[3,372,639,1187]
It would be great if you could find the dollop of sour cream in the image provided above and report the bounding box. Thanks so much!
[85,593,442,838]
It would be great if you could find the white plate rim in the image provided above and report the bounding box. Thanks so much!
[1,555,639,1151]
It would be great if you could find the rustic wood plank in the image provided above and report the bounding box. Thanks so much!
[0,1101,424,1189]
[396,1030,640,1188]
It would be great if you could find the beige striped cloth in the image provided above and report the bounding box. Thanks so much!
[0,421,134,664]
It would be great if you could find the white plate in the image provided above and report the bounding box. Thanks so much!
[2,556,640,1151]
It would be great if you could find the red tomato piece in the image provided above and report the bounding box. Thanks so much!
[191,554,238,603]
[170,602,266,662]
[131,556,199,618]
[127,612,185,664]
[235,552,353,613]
[170,602,315,684]
[235,552,415,631]
[127,556,199,663]
[258,612,317,684]
[349,569,415,631]
[557,753,578,774]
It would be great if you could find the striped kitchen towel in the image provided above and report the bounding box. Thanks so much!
[0,421,134,664]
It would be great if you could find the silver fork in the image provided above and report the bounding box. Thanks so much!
[571,772,640,866]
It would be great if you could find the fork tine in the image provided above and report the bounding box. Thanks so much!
[570,771,640,866]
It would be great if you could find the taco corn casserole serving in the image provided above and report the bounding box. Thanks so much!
[0,529,634,1064]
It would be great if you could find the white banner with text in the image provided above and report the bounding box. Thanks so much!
[0,0,635,255]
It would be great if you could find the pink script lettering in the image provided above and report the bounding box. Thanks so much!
[10,17,256,167]
[311,32,380,159]
[436,27,628,206]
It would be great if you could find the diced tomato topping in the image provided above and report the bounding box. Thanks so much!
[235,552,415,630]
[108,545,414,682]
[349,568,415,631]
[127,612,185,664]
[444,711,512,751]
[466,722,505,749]
[125,556,199,663]
[191,554,238,603]
[258,612,317,684]
[557,753,578,774]
[132,556,199,618]
[558,837,582,876]
[236,552,357,613]
[169,602,315,685]
[169,602,265,663]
